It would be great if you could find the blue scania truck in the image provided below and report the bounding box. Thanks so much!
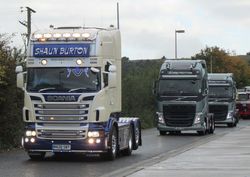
[16,26,142,160]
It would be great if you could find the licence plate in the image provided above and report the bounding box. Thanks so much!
[52,144,71,152]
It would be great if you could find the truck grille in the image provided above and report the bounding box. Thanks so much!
[163,105,196,127]
[36,123,88,140]
[34,103,90,122]
[209,105,228,121]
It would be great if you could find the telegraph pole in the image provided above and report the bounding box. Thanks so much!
[117,2,120,29]
[19,6,36,46]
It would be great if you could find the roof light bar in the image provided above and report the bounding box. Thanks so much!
[63,33,71,38]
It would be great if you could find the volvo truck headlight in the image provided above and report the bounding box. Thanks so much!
[156,112,165,124]
[227,111,234,119]
[194,113,203,124]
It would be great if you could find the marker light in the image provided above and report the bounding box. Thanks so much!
[34,34,43,39]
[53,33,61,38]
[44,33,52,38]
[63,33,71,38]
[41,59,47,65]
[72,33,81,38]
[82,33,90,38]
[76,59,83,65]
[39,38,46,42]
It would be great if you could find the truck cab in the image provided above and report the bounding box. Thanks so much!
[16,26,141,160]
[236,89,250,119]
[154,59,214,135]
[208,73,238,127]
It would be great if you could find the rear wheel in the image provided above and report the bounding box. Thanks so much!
[28,152,46,160]
[133,124,141,150]
[122,126,133,156]
[106,127,118,161]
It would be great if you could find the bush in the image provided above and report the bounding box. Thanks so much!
[121,57,163,128]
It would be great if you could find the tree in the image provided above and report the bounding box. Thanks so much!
[192,46,250,88]
[0,34,23,149]
[121,57,163,128]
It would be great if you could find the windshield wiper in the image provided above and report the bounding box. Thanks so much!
[38,87,56,92]
[68,87,96,93]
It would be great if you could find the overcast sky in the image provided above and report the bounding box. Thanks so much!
[1,0,250,59]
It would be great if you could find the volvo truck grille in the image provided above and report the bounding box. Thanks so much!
[209,105,228,121]
[163,105,196,127]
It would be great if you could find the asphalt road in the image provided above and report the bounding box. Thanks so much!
[0,120,249,177]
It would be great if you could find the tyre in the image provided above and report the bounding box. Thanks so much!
[106,126,118,161]
[227,123,234,127]
[198,119,207,135]
[197,130,206,136]
[122,126,133,156]
[209,117,215,134]
[159,131,166,135]
[133,123,141,150]
[28,152,46,160]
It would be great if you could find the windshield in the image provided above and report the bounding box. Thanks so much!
[158,79,201,96]
[208,86,233,98]
[238,93,248,101]
[27,67,100,93]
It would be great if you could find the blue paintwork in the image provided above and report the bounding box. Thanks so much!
[23,117,141,152]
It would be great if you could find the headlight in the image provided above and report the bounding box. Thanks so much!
[156,112,165,124]
[88,131,104,138]
[227,111,234,119]
[26,130,36,137]
[194,113,203,124]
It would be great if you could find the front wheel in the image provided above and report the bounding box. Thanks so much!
[209,118,215,134]
[159,131,166,136]
[28,152,46,160]
[197,130,206,136]
[106,127,118,161]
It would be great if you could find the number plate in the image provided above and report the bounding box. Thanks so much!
[52,144,71,152]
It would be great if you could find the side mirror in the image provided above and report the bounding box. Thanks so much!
[204,89,208,96]
[108,65,117,88]
[109,65,116,73]
[17,72,24,89]
[15,66,23,73]
[153,80,159,95]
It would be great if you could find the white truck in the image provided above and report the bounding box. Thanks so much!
[16,26,142,160]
